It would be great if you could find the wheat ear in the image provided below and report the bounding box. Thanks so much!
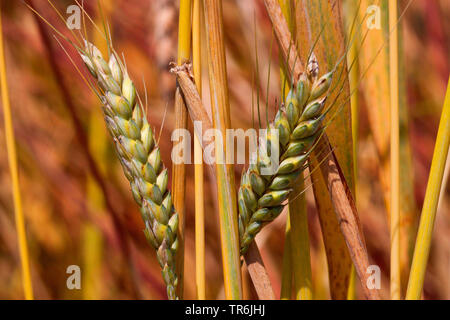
[239,56,333,254]
[78,41,179,299]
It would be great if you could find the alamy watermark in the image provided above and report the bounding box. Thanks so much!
[66,2,382,31]
[366,265,381,290]
[366,5,381,30]
[66,265,81,290]
[171,121,280,175]
[66,5,81,30]
[64,2,382,174]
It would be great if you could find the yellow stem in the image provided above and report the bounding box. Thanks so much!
[278,0,312,300]
[177,0,193,65]
[289,178,313,300]
[204,0,242,299]
[0,8,34,300]
[389,0,401,300]
[173,0,192,298]
[406,77,450,300]
[193,0,205,300]
[347,266,357,300]
[280,214,292,299]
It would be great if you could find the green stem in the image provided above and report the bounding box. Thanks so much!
[406,77,450,300]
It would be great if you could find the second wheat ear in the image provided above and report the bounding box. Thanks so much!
[238,55,333,255]
[78,41,179,300]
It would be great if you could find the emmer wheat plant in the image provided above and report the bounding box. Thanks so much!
[238,57,333,254]
[12,0,448,301]
[78,41,179,299]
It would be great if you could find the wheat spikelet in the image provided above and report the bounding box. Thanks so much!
[78,41,179,299]
[239,56,333,254]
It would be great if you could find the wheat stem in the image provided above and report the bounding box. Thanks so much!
[280,214,292,299]
[203,0,242,299]
[193,0,205,300]
[289,179,313,299]
[344,0,361,301]
[244,242,275,300]
[173,0,192,298]
[0,7,34,300]
[347,266,357,300]
[406,77,450,300]
[283,0,313,301]
[178,0,193,66]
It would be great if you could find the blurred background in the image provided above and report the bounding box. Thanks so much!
[0,0,448,299]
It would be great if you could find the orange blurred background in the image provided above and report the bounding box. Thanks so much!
[0,0,448,299]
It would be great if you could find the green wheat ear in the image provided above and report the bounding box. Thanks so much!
[79,40,179,300]
[238,55,333,255]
